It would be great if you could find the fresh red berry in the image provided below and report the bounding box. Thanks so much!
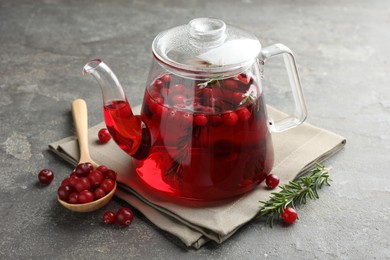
[222,111,238,126]
[237,74,249,84]
[209,114,223,127]
[161,74,171,83]
[265,174,280,189]
[61,177,72,187]
[154,79,163,89]
[202,106,215,114]
[68,176,79,189]
[98,128,111,143]
[57,185,72,201]
[70,170,77,177]
[74,163,93,177]
[224,79,239,90]
[171,94,186,105]
[232,91,244,104]
[194,114,208,126]
[281,207,298,224]
[58,165,119,205]
[93,187,106,200]
[100,179,115,193]
[74,177,92,193]
[103,211,117,224]
[172,84,185,94]
[38,169,54,185]
[88,170,104,187]
[201,88,213,98]
[68,192,79,204]
[237,107,251,121]
[116,208,134,226]
[78,190,94,204]
[103,169,117,181]
[96,165,108,174]
[85,162,94,170]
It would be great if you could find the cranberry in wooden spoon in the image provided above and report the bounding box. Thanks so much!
[57,99,116,213]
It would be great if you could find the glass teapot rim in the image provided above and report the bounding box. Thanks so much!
[152,51,258,77]
[151,17,262,76]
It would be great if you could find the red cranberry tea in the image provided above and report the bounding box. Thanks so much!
[133,72,274,200]
[85,18,307,202]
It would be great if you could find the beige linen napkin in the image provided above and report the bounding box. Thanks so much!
[49,105,346,248]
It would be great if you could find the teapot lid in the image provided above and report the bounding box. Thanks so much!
[152,18,261,74]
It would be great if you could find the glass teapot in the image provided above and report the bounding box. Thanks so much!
[83,18,307,201]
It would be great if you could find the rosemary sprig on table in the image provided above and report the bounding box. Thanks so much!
[258,164,331,227]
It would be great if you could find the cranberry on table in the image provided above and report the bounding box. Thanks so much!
[265,174,280,189]
[116,208,134,226]
[103,211,117,225]
[98,128,111,143]
[281,207,298,224]
[38,169,54,185]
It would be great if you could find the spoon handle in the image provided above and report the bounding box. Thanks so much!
[71,99,97,167]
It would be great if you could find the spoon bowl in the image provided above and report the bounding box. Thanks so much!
[58,99,116,212]
[58,182,116,213]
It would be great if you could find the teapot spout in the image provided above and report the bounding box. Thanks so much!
[83,59,127,105]
[83,59,150,159]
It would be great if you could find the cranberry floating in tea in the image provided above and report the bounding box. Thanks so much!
[83,18,307,201]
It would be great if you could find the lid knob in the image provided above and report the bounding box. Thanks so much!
[188,18,227,48]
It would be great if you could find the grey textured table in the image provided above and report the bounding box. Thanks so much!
[1,0,389,259]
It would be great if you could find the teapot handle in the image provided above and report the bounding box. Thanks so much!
[259,43,308,132]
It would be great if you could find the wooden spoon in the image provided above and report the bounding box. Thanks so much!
[57,99,116,213]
